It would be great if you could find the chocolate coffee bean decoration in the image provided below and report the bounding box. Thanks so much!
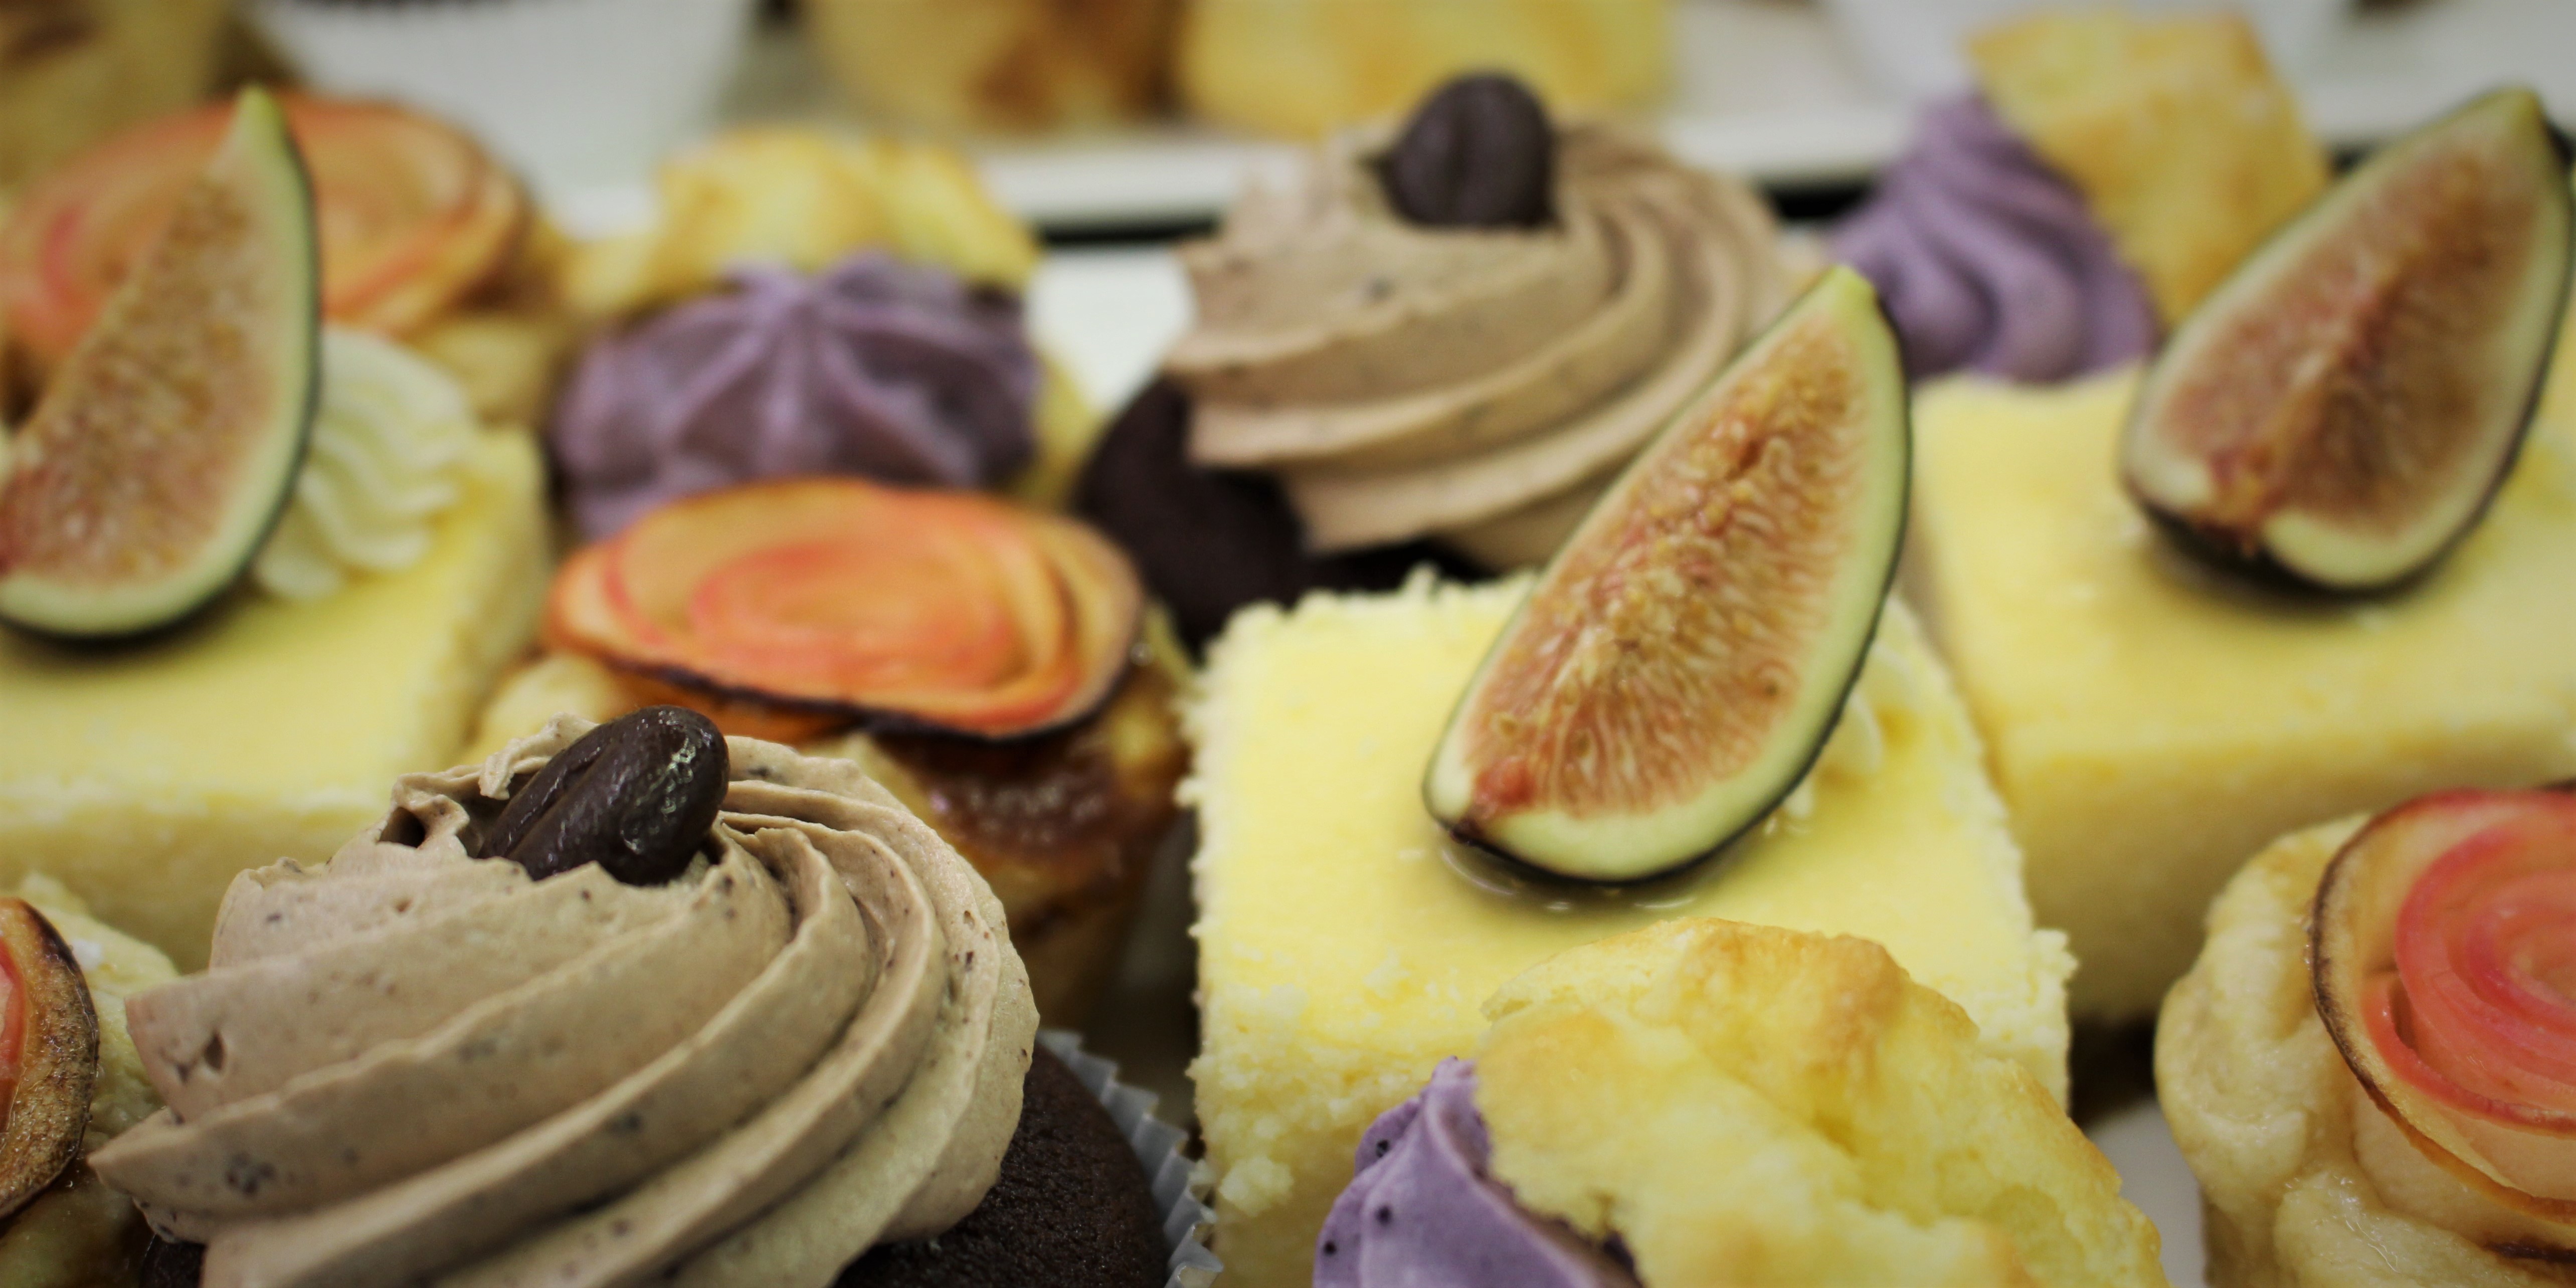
[1379,73,1556,229]
[479,707,730,885]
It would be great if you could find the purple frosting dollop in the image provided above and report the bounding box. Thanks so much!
[1315,1059,1636,1288]
[550,251,1040,540]
[1832,97,2160,383]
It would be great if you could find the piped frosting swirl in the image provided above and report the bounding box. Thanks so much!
[551,253,1040,541]
[1167,123,1790,568]
[252,328,479,602]
[1831,97,2159,384]
[92,715,1037,1287]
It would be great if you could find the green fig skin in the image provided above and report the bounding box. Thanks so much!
[1424,266,1912,886]
[0,87,321,640]
[2121,87,2575,595]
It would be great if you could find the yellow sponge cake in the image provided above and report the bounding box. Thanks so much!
[1907,370,2576,1020]
[1478,919,2166,1287]
[1184,575,2072,1286]
[0,431,547,966]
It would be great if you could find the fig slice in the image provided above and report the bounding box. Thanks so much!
[544,478,1142,741]
[0,87,320,639]
[1424,266,1908,883]
[0,93,524,370]
[0,898,101,1221]
[2121,87,2574,591]
[2313,787,2576,1232]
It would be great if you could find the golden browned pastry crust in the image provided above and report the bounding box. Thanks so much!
[1175,0,1668,138]
[1969,10,2328,325]
[408,216,579,430]
[1478,918,2168,1287]
[2158,819,2576,1287]
[805,0,1177,134]
[0,0,228,191]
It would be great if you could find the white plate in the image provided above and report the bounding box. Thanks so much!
[1032,246,2215,1286]
[616,0,2576,233]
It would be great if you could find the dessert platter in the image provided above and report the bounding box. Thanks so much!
[0,4,2572,1285]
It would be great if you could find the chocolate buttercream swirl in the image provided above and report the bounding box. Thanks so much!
[1832,97,2159,383]
[93,715,1037,1288]
[551,252,1040,540]
[1167,123,1791,568]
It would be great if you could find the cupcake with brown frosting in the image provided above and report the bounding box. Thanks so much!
[90,709,1172,1287]
[1077,73,1793,644]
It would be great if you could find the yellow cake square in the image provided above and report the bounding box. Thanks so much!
[0,431,547,966]
[1183,576,2072,1288]
[1906,369,2576,1020]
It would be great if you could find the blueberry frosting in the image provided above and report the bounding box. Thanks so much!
[1315,1059,1636,1287]
[1833,97,2159,383]
[551,251,1038,540]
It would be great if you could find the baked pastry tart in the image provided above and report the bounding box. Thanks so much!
[2162,788,2576,1285]
[468,479,1187,1025]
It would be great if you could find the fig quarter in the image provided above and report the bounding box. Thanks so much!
[2119,87,2574,592]
[481,707,731,885]
[1424,266,1911,884]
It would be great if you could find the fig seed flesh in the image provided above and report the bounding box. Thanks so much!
[2121,87,2574,591]
[1424,266,1909,883]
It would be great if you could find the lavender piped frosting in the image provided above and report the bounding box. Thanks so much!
[1315,1060,1636,1288]
[551,252,1039,539]
[1833,97,2160,383]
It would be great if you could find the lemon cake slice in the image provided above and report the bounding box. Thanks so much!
[1183,575,2072,1288]
[1907,367,2576,1021]
[0,432,547,966]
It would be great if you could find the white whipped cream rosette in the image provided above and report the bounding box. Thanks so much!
[94,714,1037,1287]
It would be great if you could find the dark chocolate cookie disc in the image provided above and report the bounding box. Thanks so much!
[835,1045,1167,1288]
[1072,377,1479,652]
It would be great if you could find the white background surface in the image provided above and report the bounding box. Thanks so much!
[1028,249,2213,1288]
[537,0,2576,234]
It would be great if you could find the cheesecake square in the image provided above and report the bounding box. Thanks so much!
[0,432,547,966]
[1183,575,2072,1288]
[1906,369,2576,1020]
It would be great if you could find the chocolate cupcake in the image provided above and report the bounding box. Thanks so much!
[92,709,1187,1285]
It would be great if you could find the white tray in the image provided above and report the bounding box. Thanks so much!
[567,0,2576,234]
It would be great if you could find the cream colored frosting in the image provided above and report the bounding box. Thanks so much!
[252,328,479,602]
[1168,123,1792,566]
[91,715,1037,1288]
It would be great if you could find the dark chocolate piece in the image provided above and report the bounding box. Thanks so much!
[479,706,730,885]
[1378,73,1557,229]
[836,1045,1168,1288]
[1072,377,1479,652]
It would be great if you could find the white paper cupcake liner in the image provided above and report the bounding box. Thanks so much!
[1040,1029,1223,1287]
[249,0,757,199]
